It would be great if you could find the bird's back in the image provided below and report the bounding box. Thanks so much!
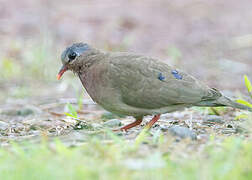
[104,52,214,109]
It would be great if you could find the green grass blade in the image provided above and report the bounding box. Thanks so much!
[244,75,252,97]
[236,99,252,108]
[66,103,78,118]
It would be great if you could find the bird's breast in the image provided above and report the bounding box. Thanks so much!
[78,67,112,105]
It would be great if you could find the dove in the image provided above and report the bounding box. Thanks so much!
[57,43,251,131]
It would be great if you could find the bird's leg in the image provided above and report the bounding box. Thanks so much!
[144,114,161,130]
[113,116,143,131]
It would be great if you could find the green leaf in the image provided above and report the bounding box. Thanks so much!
[244,75,252,93]
[236,99,252,108]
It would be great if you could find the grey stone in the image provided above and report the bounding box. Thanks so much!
[0,121,9,131]
[103,119,122,127]
[91,123,102,129]
[168,126,197,140]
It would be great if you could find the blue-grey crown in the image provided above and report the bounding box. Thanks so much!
[61,43,90,62]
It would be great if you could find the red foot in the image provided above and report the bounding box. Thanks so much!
[113,114,161,132]
[113,117,143,132]
[145,114,161,130]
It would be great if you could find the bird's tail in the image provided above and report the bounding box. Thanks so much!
[215,95,252,112]
[195,88,252,112]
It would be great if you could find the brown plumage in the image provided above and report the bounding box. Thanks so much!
[57,43,251,131]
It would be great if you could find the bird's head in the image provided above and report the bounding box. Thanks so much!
[57,43,93,80]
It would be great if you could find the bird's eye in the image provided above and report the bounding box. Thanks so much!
[68,51,77,61]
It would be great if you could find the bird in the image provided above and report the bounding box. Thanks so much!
[57,43,251,131]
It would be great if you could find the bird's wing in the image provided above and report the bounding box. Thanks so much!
[107,53,218,109]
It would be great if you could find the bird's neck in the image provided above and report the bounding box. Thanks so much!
[72,49,107,74]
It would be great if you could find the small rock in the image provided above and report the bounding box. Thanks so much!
[227,124,233,128]
[168,126,197,140]
[91,123,102,129]
[103,119,122,127]
[159,125,169,131]
[203,115,224,125]
[222,128,237,134]
[73,121,91,130]
[0,121,9,131]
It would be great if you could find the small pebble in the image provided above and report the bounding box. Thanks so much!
[159,125,169,131]
[203,115,224,125]
[73,121,91,130]
[222,128,237,134]
[227,124,233,128]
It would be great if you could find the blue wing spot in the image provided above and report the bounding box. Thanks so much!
[171,70,178,74]
[171,70,182,80]
[158,72,165,81]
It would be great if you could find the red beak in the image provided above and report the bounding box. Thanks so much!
[57,65,68,80]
